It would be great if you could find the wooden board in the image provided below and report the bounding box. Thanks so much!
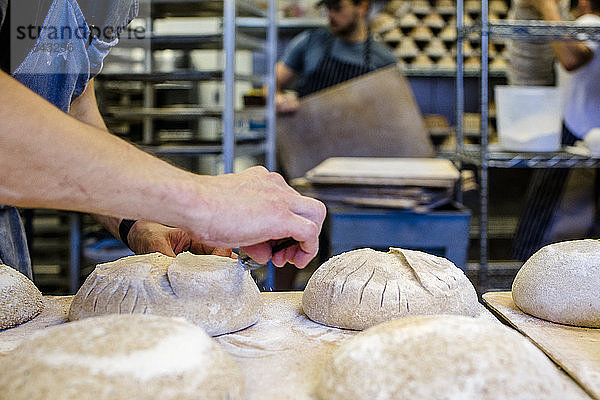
[276,65,434,180]
[304,157,460,188]
[483,291,600,400]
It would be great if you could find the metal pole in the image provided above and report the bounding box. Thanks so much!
[265,0,278,172]
[456,0,465,205]
[223,0,236,173]
[263,0,278,291]
[69,213,81,294]
[480,0,490,289]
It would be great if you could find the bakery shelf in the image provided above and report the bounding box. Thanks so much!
[457,146,600,168]
[236,17,327,35]
[98,70,263,85]
[105,106,266,120]
[151,0,266,18]
[401,66,507,78]
[490,20,600,41]
[142,141,266,156]
[459,21,600,41]
[118,33,264,51]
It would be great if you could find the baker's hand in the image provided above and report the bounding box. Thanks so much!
[194,166,326,268]
[276,92,300,114]
[126,220,233,258]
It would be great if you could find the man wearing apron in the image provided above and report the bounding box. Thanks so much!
[0,0,327,278]
[276,0,396,113]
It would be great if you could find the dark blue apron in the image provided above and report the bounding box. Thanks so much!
[0,0,136,278]
[297,32,373,98]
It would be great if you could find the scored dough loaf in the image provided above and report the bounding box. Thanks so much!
[302,248,482,330]
[69,252,262,336]
[512,239,600,327]
[0,314,244,400]
[0,265,44,330]
[316,315,571,400]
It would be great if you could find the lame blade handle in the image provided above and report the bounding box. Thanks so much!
[271,237,299,254]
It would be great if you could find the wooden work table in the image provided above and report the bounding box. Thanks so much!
[483,291,600,400]
[0,292,594,399]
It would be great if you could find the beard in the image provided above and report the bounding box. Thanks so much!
[329,10,360,38]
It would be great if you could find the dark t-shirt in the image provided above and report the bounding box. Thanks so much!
[280,28,397,90]
[0,0,10,73]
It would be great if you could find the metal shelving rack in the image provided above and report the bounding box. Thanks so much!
[98,0,277,173]
[67,0,278,294]
[455,4,600,289]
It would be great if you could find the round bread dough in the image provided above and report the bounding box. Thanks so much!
[69,252,262,336]
[512,239,600,327]
[0,264,44,330]
[0,314,243,400]
[302,248,482,330]
[316,315,570,400]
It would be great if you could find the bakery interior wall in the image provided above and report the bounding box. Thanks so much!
[24,0,533,295]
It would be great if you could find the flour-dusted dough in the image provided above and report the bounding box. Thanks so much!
[316,315,570,400]
[512,239,600,327]
[0,314,244,400]
[302,248,482,330]
[69,252,262,336]
[0,265,44,330]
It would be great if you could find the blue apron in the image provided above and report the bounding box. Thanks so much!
[0,0,136,278]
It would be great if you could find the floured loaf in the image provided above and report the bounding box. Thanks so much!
[316,315,570,400]
[0,264,44,330]
[0,314,243,400]
[512,239,600,327]
[302,248,482,330]
[69,252,262,336]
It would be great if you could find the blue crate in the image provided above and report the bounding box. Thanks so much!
[326,202,471,270]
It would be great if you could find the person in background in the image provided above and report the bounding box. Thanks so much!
[512,0,600,260]
[275,0,397,113]
[0,0,326,280]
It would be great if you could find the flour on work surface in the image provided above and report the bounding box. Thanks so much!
[302,248,485,330]
[0,296,70,354]
[217,292,357,400]
[0,265,44,330]
[316,315,585,400]
[512,239,600,328]
[69,252,262,336]
[0,314,243,400]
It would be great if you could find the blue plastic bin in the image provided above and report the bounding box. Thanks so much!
[326,202,471,270]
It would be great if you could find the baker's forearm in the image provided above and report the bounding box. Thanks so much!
[0,70,210,230]
[0,71,326,267]
[536,0,593,70]
[67,79,132,235]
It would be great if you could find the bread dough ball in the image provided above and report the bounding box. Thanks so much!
[0,264,44,330]
[302,248,482,330]
[512,239,600,327]
[69,252,262,336]
[0,314,243,400]
[316,315,570,400]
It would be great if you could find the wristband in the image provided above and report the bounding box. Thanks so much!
[118,219,137,249]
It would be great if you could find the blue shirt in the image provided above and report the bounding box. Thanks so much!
[280,28,397,90]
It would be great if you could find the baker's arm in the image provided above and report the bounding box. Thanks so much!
[275,62,300,113]
[68,79,232,258]
[0,70,325,267]
[529,0,593,70]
